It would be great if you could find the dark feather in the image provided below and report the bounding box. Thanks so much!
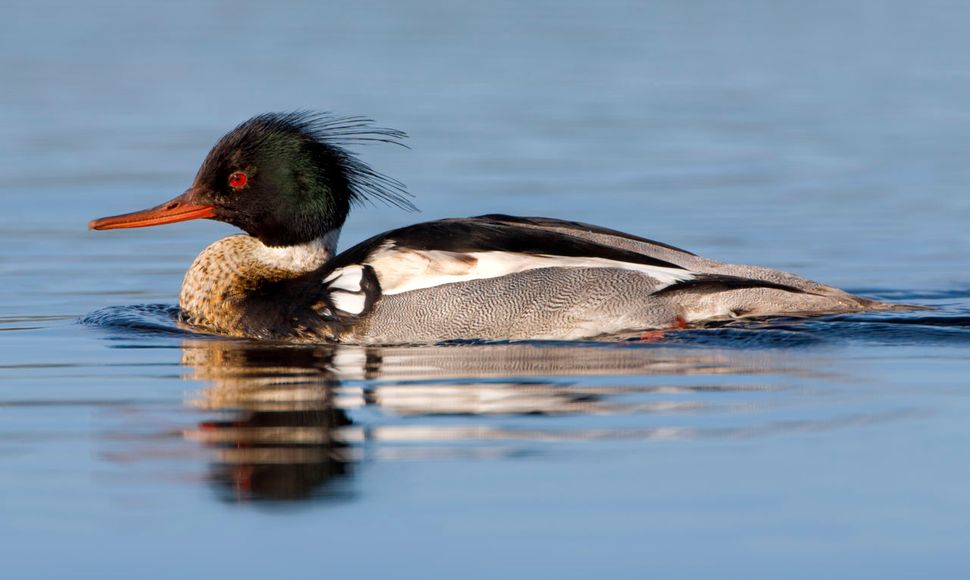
[651,274,810,297]
[323,217,691,275]
[223,111,416,212]
[479,214,698,256]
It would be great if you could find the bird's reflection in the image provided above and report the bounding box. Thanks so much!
[168,338,916,504]
[181,343,352,502]
[176,339,805,503]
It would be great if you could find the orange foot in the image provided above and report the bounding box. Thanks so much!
[637,330,667,342]
[636,317,687,342]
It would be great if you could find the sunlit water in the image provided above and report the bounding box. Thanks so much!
[3,1,970,578]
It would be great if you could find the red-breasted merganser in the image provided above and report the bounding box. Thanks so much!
[89,112,907,344]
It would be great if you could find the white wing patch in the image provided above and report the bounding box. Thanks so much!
[324,265,369,314]
[324,265,363,291]
[331,291,368,315]
[364,244,694,296]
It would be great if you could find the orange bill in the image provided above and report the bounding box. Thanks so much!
[89,191,216,230]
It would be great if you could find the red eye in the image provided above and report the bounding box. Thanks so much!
[228,171,248,189]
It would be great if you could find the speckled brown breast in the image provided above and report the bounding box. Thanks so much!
[178,236,337,340]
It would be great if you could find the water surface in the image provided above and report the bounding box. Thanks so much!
[3,1,970,578]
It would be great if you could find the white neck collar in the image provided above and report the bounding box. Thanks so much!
[254,229,340,272]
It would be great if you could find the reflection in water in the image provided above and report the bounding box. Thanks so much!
[182,344,353,502]
[84,303,956,503]
[167,338,909,503]
[186,405,353,503]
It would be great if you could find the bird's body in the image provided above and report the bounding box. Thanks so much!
[177,214,888,343]
[91,112,907,344]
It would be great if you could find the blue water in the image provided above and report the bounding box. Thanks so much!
[3,0,970,578]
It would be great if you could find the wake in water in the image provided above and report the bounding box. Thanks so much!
[79,289,970,347]
[79,304,196,337]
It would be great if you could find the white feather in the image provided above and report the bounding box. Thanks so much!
[324,264,364,292]
[331,291,367,314]
[254,231,340,272]
[323,265,371,314]
[367,247,694,296]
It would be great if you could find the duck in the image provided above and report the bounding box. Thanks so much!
[89,112,908,344]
